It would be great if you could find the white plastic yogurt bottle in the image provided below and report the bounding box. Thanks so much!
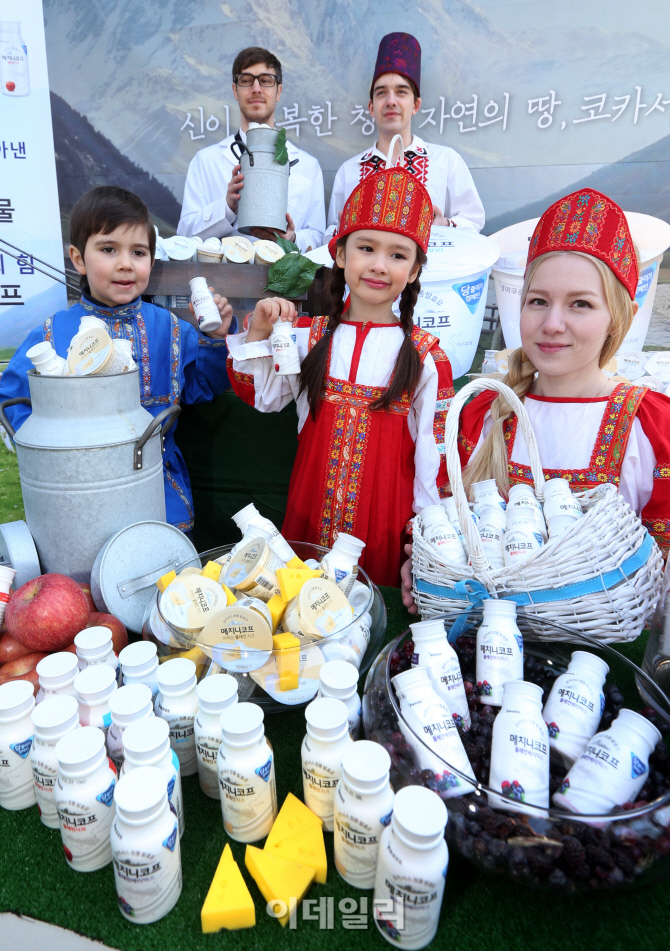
[114,339,137,370]
[441,495,470,557]
[155,658,199,777]
[472,478,506,516]
[318,660,361,739]
[542,478,583,538]
[542,650,609,768]
[26,341,67,377]
[54,726,116,871]
[75,664,118,738]
[321,532,366,596]
[392,667,475,796]
[122,716,184,839]
[507,483,547,540]
[30,695,80,827]
[75,626,120,679]
[0,680,36,810]
[503,508,544,567]
[419,504,467,566]
[194,673,238,799]
[409,618,471,732]
[477,505,506,570]
[489,680,550,814]
[107,684,154,772]
[319,612,371,670]
[301,697,353,831]
[36,652,79,704]
[231,503,297,564]
[553,709,661,815]
[119,641,159,702]
[189,276,222,334]
[217,702,277,842]
[0,21,30,97]
[111,765,182,923]
[270,319,301,375]
[334,740,394,889]
[0,563,14,625]
[373,785,448,950]
[476,599,523,706]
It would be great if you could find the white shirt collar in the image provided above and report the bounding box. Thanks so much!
[359,133,428,163]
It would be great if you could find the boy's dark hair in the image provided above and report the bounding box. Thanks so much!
[369,75,419,102]
[70,186,156,270]
[232,47,282,85]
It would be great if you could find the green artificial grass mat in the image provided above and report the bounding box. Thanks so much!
[1,591,669,951]
[0,443,24,523]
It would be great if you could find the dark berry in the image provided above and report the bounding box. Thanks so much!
[404,639,415,658]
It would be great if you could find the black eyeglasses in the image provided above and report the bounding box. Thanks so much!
[235,72,279,88]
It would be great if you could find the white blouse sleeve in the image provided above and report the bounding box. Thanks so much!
[618,417,656,515]
[408,353,442,513]
[226,327,311,413]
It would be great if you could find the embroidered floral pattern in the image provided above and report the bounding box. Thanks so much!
[653,465,670,479]
[80,297,142,320]
[165,468,194,524]
[433,387,453,453]
[319,403,371,546]
[43,316,53,343]
[226,358,254,388]
[321,378,410,415]
[642,518,670,556]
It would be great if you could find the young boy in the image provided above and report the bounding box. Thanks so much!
[0,185,235,533]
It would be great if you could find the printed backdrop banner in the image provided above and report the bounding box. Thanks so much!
[0,0,66,348]
[6,0,670,347]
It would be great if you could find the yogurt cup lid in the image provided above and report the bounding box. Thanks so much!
[159,574,227,632]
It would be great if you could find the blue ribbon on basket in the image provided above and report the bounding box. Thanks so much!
[415,531,654,643]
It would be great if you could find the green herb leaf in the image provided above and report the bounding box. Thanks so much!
[265,252,319,298]
[274,128,288,165]
[273,233,300,254]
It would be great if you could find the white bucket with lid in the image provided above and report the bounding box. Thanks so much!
[490,211,670,352]
[408,226,499,379]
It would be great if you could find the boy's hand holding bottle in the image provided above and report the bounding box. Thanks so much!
[188,288,234,338]
[246,297,297,343]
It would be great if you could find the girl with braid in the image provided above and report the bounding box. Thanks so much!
[226,158,454,586]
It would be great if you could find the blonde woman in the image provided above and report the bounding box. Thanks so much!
[401,188,670,611]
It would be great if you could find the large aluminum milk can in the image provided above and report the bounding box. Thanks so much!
[0,369,180,582]
[232,125,291,234]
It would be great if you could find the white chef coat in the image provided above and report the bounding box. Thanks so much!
[178,130,326,253]
[472,394,656,516]
[324,133,485,244]
[226,322,447,513]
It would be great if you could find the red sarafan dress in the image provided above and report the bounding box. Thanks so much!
[227,315,454,586]
[457,383,670,555]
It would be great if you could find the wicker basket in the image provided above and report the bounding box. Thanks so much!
[412,378,664,643]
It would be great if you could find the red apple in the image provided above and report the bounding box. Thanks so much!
[78,582,96,614]
[0,668,40,695]
[0,651,48,677]
[6,574,90,652]
[86,612,128,653]
[5,82,15,93]
[0,632,31,664]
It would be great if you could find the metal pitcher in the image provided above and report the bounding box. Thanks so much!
[0,369,179,582]
[232,126,295,234]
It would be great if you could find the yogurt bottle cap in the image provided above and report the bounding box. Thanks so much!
[56,725,106,776]
[319,660,358,699]
[543,478,573,499]
[341,740,390,793]
[115,765,167,825]
[568,650,610,679]
[119,641,158,677]
[472,479,499,498]
[75,626,113,660]
[196,673,238,714]
[409,618,447,643]
[31,694,79,738]
[156,658,197,695]
[482,598,517,618]
[74,663,118,705]
[0,679,35,721]
[392,666,430,693]
[36,651,79,687]
[501,680,542,704]
[232,503,260,529]
[615,708,662,749]
[109,683,153,727]
[305,697,349,741]
[122,716,170,763]
[391,785,447,849]
[220,701,265,746]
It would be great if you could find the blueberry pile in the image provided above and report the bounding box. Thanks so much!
[363,630,670,893]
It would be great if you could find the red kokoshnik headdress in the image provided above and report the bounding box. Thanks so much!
[526,188,639,300]
[328,163,433,260]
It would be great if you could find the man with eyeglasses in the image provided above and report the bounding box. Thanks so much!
[324,32,484,244]
[178,47,325,252]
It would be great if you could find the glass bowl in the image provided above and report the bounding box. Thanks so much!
[362,608,670,894]
[142,541,387,713]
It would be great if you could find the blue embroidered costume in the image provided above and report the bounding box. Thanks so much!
[0,295,236,532]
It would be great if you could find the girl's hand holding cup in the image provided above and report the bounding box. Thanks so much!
[246,297,297,342]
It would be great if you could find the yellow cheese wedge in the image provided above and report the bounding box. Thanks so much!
[156,570,176,592]
[276,567,322,603]
[267,594,286,632]
[222,584,238,606]
[201,843,256,932]
[202,560,223,582]
[265,792,322,850]
[245,845,315,926]
[265,824,327,884]
[287,555,309,569]
[272,632,300,691]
